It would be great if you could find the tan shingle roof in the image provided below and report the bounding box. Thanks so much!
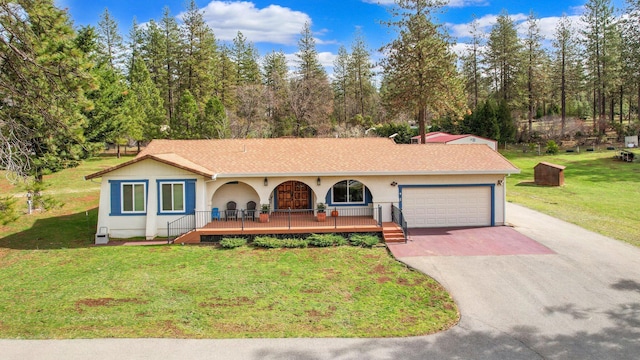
[86,137,519,179]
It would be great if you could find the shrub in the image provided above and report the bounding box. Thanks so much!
[253,236,308,249]
[253,236,281,248]
[220,237,247,249]
[546,140,559,155]
[280,238,308,248]
[349,234,380,248]
[306,233,347,247]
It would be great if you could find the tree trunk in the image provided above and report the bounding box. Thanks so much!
[619,86,623,124]
[418,107,426,144]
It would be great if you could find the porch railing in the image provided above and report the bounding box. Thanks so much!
[190,206,378,232]
[167,213,196,241]
[391,205,408,243]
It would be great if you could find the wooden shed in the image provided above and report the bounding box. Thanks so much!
[534,162,566,186]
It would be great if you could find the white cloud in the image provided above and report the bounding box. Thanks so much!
[362,0,488,6]
[180,1,310,45]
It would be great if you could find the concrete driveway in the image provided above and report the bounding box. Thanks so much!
[3,203,640,359]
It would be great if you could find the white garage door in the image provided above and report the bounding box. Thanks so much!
[402,186,492,228]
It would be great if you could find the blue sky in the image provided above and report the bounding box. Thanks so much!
[56,0,628,71]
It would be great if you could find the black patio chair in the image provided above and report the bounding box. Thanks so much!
[246,201,257,221]
[225,201,238,220]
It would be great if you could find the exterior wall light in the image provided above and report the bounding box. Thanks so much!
[264,177,268,186]
[317,177,321,186]
[497,179,503,186]
[390,181,397,186]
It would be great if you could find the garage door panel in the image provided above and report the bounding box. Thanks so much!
[402,187,491,228]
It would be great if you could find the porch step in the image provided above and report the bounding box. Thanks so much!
[382,223,406,244]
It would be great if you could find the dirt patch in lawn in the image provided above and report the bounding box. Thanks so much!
[75,297,148,313]
[199,296,255,307]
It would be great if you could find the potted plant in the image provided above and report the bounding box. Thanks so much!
[260,204,270,223]
[316,203,326,222]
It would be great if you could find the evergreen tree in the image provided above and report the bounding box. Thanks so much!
[623,0,640,121]
[96,8,124,69]
[484,11,523,107]
[0,0,95,180]
[379,0,466,144]
[348,30,376,123]
[159,7,183,134]
[262,50,290,136]
[460,15,486,109]
[332,45,350,124]
[128,58,166,142]
[215,45,237,111]
[174,90,198,138]
[523,11,546,139]
[203,97,230,139]
[181,0,217,106]
[231,31,261,85]
[552,14,582,136]
[581,0,620,132]
[289,22,333,137]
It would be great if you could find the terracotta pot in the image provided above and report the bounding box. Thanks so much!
[317,212,326,222]
[259,213,269,223]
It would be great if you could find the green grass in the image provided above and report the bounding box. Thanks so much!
[503,148,640,247]
[0,246,457,339]
[0,155,458,339]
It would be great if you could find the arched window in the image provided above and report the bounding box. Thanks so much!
[332,180,365,204]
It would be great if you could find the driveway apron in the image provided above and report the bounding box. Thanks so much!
[2,203,640,359]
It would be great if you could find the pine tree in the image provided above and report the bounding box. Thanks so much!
[159,7,183,134]
[262,50,290,136]
[203,97,230,139]
[622,0,640,121]
[181,0,218,108]
[215,45,237,111]
[332,45,350,124]
[581,0,620,132]
[379,0,466,144]
[348,30,376,123]
[128,58,166,142]
[0,0,95,180]
[289,22,333,137]
[484,11,523,107]
[460,15,486,109]
[96,8,124,69]
[552,14,582,136]
[231,31,261,85]
[523,11,546,139]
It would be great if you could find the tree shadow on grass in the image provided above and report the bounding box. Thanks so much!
[0,207,97,250]
[252,302,640,360]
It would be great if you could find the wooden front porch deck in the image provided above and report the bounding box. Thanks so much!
[176,214,382,243]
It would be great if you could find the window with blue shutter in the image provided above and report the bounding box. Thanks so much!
[109,180,148,216]
[157,179,196,215]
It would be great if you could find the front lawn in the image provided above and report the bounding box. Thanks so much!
[0,156,458,339]
[503,148,640,247]
[0,245,457,338]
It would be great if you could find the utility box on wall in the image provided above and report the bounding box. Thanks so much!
[534,162,565,186]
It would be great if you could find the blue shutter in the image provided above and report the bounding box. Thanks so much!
[109,180,121,215]
[185,180,196,214]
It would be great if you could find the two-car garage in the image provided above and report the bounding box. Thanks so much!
[400,185,494,228]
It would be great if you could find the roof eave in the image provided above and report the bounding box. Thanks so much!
[214,169,521,178]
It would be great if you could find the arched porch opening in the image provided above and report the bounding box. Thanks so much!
[210,181,260,214]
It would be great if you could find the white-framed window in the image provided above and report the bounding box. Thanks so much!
[332,180,365,204]
[160,182,185,213]
[121,182,146,213]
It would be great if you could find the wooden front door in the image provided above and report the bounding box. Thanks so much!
[276,181,310,209]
